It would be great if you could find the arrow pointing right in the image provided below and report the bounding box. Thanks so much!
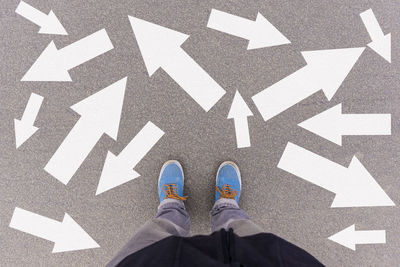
[228,91,253,148]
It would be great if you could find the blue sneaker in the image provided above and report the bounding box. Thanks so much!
[215,161,241,203]
[158,160,187,203]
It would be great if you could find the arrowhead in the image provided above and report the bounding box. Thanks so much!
[298,104,343,145]
[328,224,356,250]
[70,77,127,140]
[96,151,141,195]
[21,41,72,81]
[38,10,68,35]
[128,16,189,76]
[228,91,253,119]
[14,119,39,148]
[247,13,290,50]
[367,33,391,63]
[331,156,395,207]
[52,213,99,253]
[301,47,365,100]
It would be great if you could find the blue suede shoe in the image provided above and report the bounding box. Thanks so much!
[215,161,241,203]
[158,160,187,203]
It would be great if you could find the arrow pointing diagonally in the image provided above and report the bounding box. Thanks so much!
[21,29,114,81]
[9,207,99,253]
[207,9,290,50]
[128,16,226,112]
[96,121,165,195]
[252,47,365,121]
[328,224,386,250]
[299,103,391,146]
[14,93,44,148]
[44,77,127,185]
[228,91,253,148]
[277,142,395,207]
[15,1,67,35]
[360,9,391,63]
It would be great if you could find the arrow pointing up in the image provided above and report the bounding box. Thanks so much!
[329,224,386,250]
[277,142,395,207]
[44,77,127,185]
[252,47,365,121]
[228,91,253,148]
[21,29,114,81]
[299,104,391,146]
[9,207,99,253]
[15,1,67,35]
[128,16,226,112]
[207,9,290,49]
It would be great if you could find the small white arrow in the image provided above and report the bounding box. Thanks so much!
[207,9,290,49]
[252,47,365,121]
[15,1,67,35]
[96,121,164,195]
[329,224,386,250]
[21,29,114,81]
[299,103,391,146]
[44,78,127,185]
[227,91,253,148]
[277,142,395,207]
[9,207,99,253]
[128,16,226,112]
[14,93,44,148]
[360,9,391,63]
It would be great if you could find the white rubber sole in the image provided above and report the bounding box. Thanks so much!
[216,161,241,188]
[158,160,184,186]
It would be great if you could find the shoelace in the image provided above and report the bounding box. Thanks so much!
[216,184,237,199]
[162,184,188,201]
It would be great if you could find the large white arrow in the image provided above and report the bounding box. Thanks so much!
[207,9,290,49]
[44,78,127,185]
[96,121,164,195]
[328,224,386,250]
[252,47,365,121]
[14,92,44,148]
[228,91,253,148]
[299,103,391,146]
[21,29,114,81]
[277,142,395,207]
[9,207,99,253]
[360,9,391,63]
[15,1,67,35]
[128,16,226,112]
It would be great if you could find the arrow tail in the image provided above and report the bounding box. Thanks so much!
[342,114,391,136]
[356,230,386,245]
[233,117,251,148]
[207,9,254,40]
[360,9,385,40]
[21,93,44,125]
[15,1,47,26]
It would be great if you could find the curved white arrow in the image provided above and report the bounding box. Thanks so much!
[9,207,99,253]
[96,121,164,195]
[252,47,365,121]
[15,1,67,35]
[44,78,127,185]
[228,91,253,148]
[207,9,290,49]
[299,103,391,145]
[277,142,395,207]
[21,29,114,81]
[128,16,226,112]
[360,9,391,63]
[329,224,386,250]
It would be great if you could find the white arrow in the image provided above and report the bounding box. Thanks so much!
[21,29,114,81]
[44,78,127,185]
[128,16,226,112]
[15,1,67,35]
[277,142,395,207]
[14,93,44,148]
[360,9,391,63]
[252,47,365,121]
[96,121,164,195]
[227,91,253,148]
[299,104,391,146]
[329,224,386,250]
[9,207,99,253]
[207,9,290,49]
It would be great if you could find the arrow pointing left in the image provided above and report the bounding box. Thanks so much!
[44,77,127,185]
[228,91,253,148]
